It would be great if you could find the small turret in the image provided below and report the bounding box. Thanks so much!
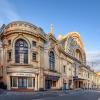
[50,24,54,35]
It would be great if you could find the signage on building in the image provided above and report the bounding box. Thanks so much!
[10,73,35,77]
[73,76,78,80]
[45,75,60,80]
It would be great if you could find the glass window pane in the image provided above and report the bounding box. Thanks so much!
[23,78,27,88]
[15,39,28,64]
[24,53,28,64]
[49,51,55,70]
[18,78,22,87]
[28,78,32,87]
[33,78,35,87]
[32,53,36,61]
[12,77,17,87]
[32,41,36,47]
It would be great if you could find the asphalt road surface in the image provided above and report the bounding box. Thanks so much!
[0,90,100,100]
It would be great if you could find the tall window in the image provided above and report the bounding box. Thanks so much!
[11,77,17,87]
[32,52,36,61]
[49,51,55,70]
[63,65,66,73]
[8,51,11,61]
[32,41,36,47]
[15,39,28,64]
[8,40,11,45]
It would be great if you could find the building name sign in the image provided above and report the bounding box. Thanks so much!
[10,73,35,77]
[73,76,78,80]
[46,76,60,81]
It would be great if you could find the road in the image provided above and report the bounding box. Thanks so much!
[0,90,100,100]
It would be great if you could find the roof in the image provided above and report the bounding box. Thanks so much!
[1,21,46,37]
[58,32,84,49]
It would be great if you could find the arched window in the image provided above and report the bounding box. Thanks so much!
[15,39,28,64]
[49,51,55,70]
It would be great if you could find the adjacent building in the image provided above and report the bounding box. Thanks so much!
[0,21,99,91]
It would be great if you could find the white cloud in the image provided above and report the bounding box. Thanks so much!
[0,0,20,25]
[86,51,100,71]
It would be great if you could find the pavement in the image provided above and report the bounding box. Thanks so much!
[0,89,100,100]
[0,89,6,95]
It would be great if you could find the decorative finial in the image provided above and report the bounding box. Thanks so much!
[50,24,54,35]
[58,34,63,40]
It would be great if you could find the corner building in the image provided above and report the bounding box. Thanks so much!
[0,21,99,91]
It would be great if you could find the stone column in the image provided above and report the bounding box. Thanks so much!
[35,74,38,91]
[38,67,44,90]
[38,40,44,90]
[6,75,11,90]
[58,53,63,89]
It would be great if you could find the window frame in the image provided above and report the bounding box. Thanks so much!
[32,41,36,47]
[49,51,55,70]
[15,39,28,64]
[32,52,37,61]
[8,50,12,61]
[27,78,33,88]
[11,77,18,88]
[63,65,66,73]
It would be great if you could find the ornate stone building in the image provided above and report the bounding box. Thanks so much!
[0,21,99,91]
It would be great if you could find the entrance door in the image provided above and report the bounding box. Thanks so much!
[63,83,66,90]
[45,80,52,89]
[18,77,27,88]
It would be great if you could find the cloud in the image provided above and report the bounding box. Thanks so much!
[86,51,100,71]
[0,0,20,25]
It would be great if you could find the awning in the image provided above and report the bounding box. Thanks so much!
[45,75,60,81]
[73,78,85,81]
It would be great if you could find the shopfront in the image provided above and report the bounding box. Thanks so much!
[10,73,35,90]
[45,75,60,90]
[74,78,84,89]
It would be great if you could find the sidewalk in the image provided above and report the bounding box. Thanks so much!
[0,89,6,95]
[0,88,97,96]
[5,89,80,95]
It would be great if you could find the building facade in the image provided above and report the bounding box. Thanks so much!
[0,21,100,91]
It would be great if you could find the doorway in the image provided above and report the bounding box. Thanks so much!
[45,80,52,89]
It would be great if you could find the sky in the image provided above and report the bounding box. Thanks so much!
[0,0,100,71]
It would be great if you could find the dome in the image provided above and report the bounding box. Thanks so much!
[3,21,46,36]
[6,21,38,29]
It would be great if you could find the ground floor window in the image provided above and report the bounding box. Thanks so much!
[52,81,56,87]
[33,78,35,87]
[11,77,17,87]
[18,77,27,88]
[28,78,32,87]
[45,76,59,89]
[10,77,35,89]
[45,80,57,89]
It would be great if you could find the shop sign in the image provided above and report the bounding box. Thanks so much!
[46,76,60,80]
[73,76,78,80]
[10,73,35,77]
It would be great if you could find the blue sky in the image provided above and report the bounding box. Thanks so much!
[0,0,100,71]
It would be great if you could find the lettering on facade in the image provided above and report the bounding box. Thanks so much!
[10,73,35,77]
